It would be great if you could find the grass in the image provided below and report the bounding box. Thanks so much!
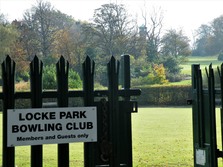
[0,107,202,166]
[169,79,191,86]
[132,107,193,166]
[181,56,222,75]
[1,108,223,166]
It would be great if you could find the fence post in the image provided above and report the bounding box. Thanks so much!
[206,65,217,166]
[120,54,133,167]
[56,56,69,167]
[107,56,120,166]
[30,55,43,167]
[2,55,15,167]
[192,64,204,148]
[83,56,95,167]
[218,63,223,157]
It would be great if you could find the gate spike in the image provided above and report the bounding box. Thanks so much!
[83,56,95,74]
[33,55,38,62]
[2,55,15,76]
[30,55,43,75]
[85,55,91,62]
[57,56,69,76]
[108,56,119,74]
[205,67,209,77]
[218,66,221,77]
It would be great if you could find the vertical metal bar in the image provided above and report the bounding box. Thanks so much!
[56,56,69,167]
[192,64,205,167]
[121,55,130,91]
[192,64,205,148]
[107,56,120,166]
[83,56,95,167]
[218,63,223,158]
[120,55,132,167]
[82,56,95,105]
[207,65,218,166]
[30,56,43,167]
[197,68,205,148]
[2,55,15,167]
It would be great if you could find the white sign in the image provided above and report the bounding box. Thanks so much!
[7,107,97,147]
[196,149,206,166]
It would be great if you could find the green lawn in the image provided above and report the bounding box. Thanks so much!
[1,107,223,166]
[181,56,222,75]
[132,107,193,166]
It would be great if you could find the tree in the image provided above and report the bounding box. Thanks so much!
[69,22,89,73]
[53,28,74,62]
[91,3,136,57]
[53,21,90,73]
[193,15,223,56]
[12,20,39,60]
[23,1,54,58]
[86,3,137,85]
[211,15,223,54]
[9,35,29,80]
[160,29,191,59]
[192,24,215,56]
[0,14,19,60]
[141,6,164,62]
[159,29,191,81]
[22,0,74,63]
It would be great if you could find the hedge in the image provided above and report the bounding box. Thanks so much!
[0,97,84,112]
[135,85,192,106]
[0,85,192,110]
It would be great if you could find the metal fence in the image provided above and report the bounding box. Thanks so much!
[1,55,141,167]
[191,64,223,167]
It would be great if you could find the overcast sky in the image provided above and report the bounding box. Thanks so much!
[1,0,223,41]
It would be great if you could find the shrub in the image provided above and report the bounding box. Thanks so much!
[16,71,29,82]
[15,81,30,91]
[69,69,82,89]
[166,72,184,82]
[42,65,82,90]
[43,65,57,89]
[162,56,182,74]
[152,64,168,84]
[132,64,168,86]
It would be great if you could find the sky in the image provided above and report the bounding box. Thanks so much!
[1,0,223,42]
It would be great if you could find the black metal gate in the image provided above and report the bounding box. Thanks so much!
[191,64,223,167]
[1,55,141,167]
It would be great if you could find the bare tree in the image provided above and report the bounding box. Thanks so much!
[141,5,164,62]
